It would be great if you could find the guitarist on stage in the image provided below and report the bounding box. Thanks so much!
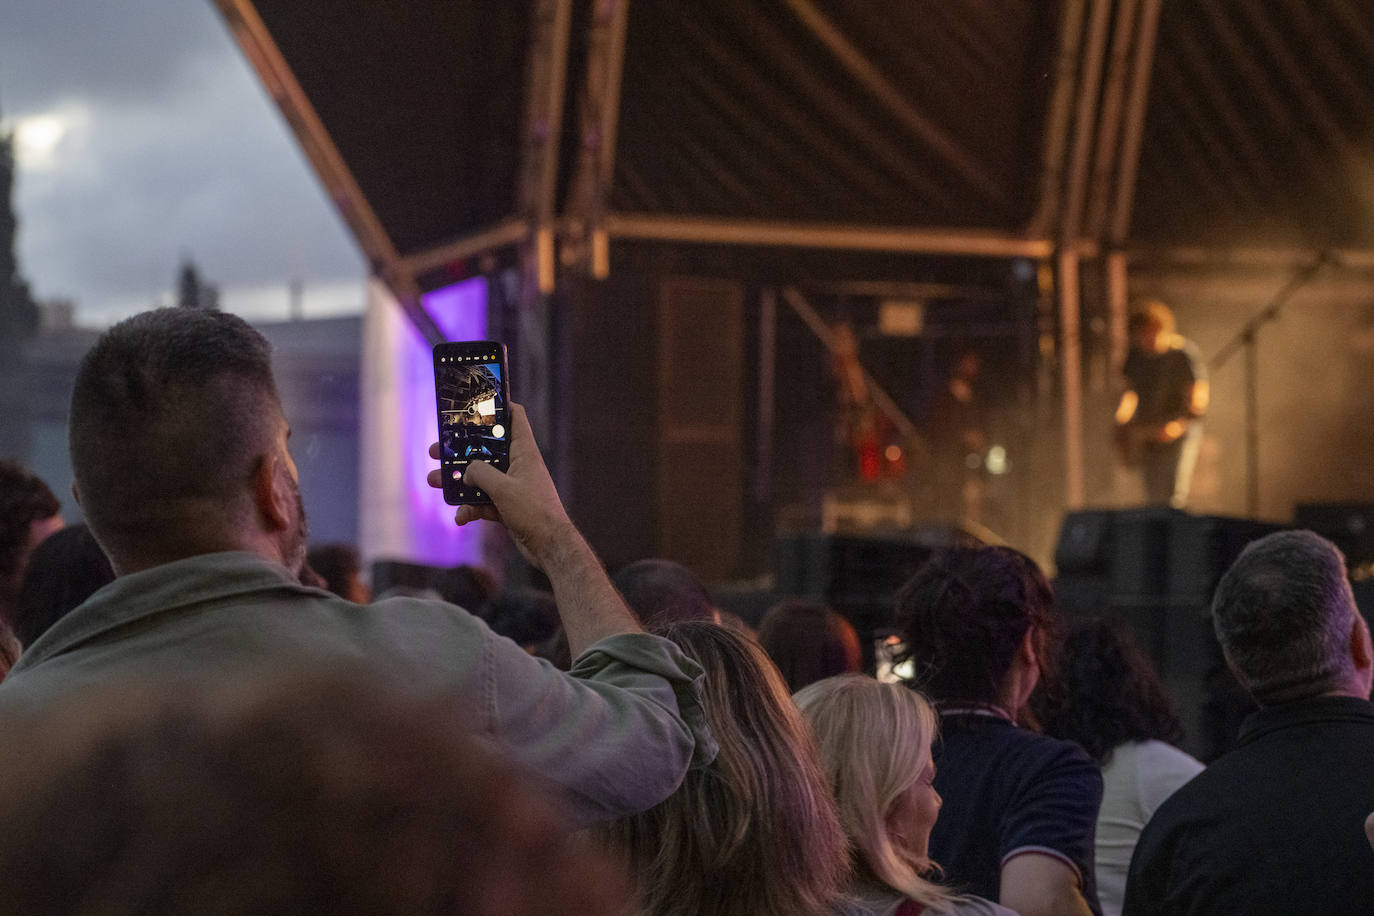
[1114,300,1208,508]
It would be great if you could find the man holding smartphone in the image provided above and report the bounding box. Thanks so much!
[0,308,713,826]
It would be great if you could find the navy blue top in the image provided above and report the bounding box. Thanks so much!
[930,710,1104,914]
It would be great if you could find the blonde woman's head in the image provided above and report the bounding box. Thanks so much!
[795,674,952,909]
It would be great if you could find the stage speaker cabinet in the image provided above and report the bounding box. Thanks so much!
[1167,514,1287,603]
[1354,579,1374,632]
[1051,508,1284,761]
[1110,507,1181,597]
[1052,574,1111,620]
[1295,502,1374,567]
[773,532,934,636]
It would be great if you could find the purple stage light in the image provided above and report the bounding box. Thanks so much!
[364,276,489,568]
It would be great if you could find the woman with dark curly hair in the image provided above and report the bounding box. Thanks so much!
[891,546,1102,916]
[1032,616,1202,916]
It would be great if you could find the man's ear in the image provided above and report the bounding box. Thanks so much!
[1351,614,1373,673]
[253,452,293,531]
[1017,625,1040,670]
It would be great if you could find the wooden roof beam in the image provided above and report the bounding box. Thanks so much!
[602,213,1053,259]
[211,0,441,343]
[781,0,1006,207]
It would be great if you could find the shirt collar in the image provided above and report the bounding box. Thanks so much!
[1238,694,1374,746]
[14,552,309,672]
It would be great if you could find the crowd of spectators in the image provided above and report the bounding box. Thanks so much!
[2,305,1373,913]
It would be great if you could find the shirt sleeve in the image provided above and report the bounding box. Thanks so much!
[1135,740,1204,820]
[479,626,714,827]
[999,739,1104,888]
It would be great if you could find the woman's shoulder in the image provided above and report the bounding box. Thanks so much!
[840,881,1016,916]
[972,720,1098,773]
[947,896,1018,916]
[938,716,1099,794]
[1129,738,1203,772]
[832,895,883,916]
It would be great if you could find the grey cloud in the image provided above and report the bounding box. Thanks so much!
[5,0,364,317]
[1,0,228,114]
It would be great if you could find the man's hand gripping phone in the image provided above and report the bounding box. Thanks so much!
[427,402,575,570]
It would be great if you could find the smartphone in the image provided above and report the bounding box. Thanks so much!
[433,340,511,505]
[873,633,915,684]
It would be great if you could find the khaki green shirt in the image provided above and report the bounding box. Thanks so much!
[1,551,712,825]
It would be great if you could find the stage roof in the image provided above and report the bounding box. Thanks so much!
[214,0,1374,329]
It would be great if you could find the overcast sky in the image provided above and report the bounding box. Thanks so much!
[1,0,365,326]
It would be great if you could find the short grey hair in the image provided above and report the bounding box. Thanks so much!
[1211,530,1357,704]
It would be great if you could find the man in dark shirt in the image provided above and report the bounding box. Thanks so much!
[1123,530,1374,914]
[1114,301,1207,508]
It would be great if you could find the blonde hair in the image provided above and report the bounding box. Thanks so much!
[603,622,848,916]
[794,674,955,910]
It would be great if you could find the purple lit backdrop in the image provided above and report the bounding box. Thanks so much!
[361,276,489,568]
[416,277,490,564]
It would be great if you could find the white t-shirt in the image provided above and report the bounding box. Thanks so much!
[1095,740,1204,916]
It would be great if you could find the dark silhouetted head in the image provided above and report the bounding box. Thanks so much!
[0,461,61,614]
[1033,616,1184,764]
[14,524,115,648]
[612,559,717,627]
[479,588,561,652]
[892,546,1056,706]
[306,543,369,603]
[756,599,862,693]
[435,564,497,613]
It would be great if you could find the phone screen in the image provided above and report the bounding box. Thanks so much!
[434,341,510,505]
[873,633,915,684]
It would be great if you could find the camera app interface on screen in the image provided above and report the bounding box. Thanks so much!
[437,351,508,497]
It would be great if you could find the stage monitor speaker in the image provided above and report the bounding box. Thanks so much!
[1110,507,1181,597]
[1167,514,1287,602]
[1054,509,1284,604]
[1054,510,1115,575]
[1295,502,1374,567]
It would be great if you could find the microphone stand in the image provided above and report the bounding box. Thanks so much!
[1209,251,1335,517]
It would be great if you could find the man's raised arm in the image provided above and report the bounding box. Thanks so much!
[426,403,715,824]
[428,403,639,654]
